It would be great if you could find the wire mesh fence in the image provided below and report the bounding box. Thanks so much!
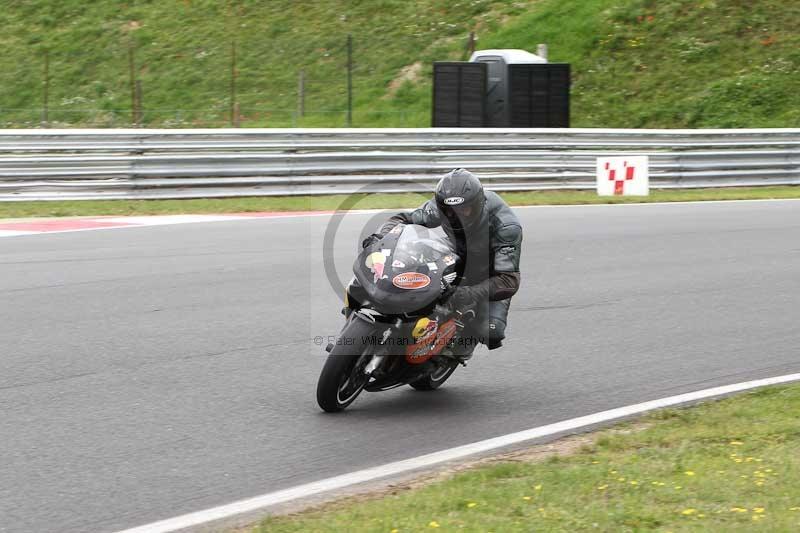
[0,30,468,129]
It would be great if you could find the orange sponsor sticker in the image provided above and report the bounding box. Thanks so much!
[405,318,457,364]
[392,272,431,290]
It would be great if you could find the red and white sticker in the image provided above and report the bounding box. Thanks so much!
[365,252,388,283]
[596,156,649,196]
[392,272,431,290]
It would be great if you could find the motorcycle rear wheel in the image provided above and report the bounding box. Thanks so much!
[409,360,458,391]
[316,317,376,412]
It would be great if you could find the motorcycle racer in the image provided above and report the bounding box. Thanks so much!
[362,168,523,358]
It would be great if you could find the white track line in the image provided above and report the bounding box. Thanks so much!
[512,197,800,209]
[0,230,38,237]
[117,372,800,533]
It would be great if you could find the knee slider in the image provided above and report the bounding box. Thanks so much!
[487,318,506,349]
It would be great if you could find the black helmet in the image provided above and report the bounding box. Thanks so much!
[434,168,485,234]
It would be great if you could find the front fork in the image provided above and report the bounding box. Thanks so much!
[332,311,400,379]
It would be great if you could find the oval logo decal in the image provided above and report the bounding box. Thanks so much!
[392,272,431,290]
[443,196,465,205]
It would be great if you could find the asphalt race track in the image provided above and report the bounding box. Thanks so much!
[2,200,800,532]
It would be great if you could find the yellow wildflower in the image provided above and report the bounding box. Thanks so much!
[428,521,440,528]
[789,507,800,511]
[753,508,765,514]
[467,502,477,508]
[685,471,695,476]
[534,484,542,491]
[629,480,639,485]
[730,441,743,445]
[730,507,747,513]
[597,485,608,490]
[681,508,697,515]
[522,496,531,501]
[617,477,626,482]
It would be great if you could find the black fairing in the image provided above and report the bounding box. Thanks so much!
[353,224,458,315]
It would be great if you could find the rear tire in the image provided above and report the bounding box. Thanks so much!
[316,317,376,412]
[409,360,458,391]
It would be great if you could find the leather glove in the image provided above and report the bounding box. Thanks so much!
[361,233,381,249]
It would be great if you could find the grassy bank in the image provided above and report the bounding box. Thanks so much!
[253,383,800,532]
[484,0,800,128]
[1,186,798,219]
[1,0,798,128]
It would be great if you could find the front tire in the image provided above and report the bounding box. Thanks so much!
[316,317,376,412]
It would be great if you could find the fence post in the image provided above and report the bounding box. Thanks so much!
[128,39,137,126]
[230,39,238,127]
[135,80,143,126]
[42,50,50,127]
[297,69,305,118]
[463,31,476,60]
[346,34,352,127]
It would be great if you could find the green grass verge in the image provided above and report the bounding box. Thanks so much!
[253,383,800,532]
[1,186,799,219]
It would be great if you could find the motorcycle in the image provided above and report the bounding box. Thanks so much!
[316,223,476,412]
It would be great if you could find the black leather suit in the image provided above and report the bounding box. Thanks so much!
[378,191,523,350]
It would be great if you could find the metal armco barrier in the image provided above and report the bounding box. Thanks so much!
[0,128,798,201]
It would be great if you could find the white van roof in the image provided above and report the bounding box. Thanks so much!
[469,49,547,64]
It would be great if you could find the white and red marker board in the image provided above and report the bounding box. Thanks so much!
[596,156,649,196]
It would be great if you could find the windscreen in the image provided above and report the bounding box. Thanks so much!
[390,224,454,273]
[355,224,458,314]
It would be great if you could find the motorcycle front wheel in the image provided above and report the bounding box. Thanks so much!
[316,317,376,412]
